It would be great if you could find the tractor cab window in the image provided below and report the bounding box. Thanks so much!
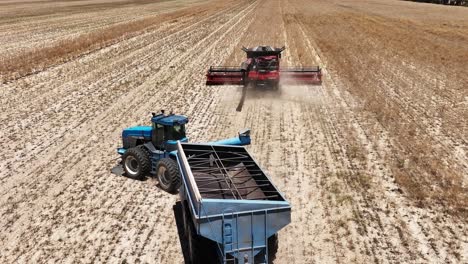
[164,124,186,140]
[153,123,165,147]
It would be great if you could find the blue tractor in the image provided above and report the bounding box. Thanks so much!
[117,110,251,193]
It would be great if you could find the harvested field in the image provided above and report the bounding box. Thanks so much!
[0,0,466,263]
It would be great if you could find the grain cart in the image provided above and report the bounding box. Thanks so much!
[176,143,291,264]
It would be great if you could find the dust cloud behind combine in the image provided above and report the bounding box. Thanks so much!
[0,0,466,263]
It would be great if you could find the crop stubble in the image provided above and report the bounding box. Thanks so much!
[0,0,466,263]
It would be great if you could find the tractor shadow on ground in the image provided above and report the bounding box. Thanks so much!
[110,163,147,182]
[173,201,191,264]
[111,162,172,191]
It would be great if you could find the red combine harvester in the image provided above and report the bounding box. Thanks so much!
[206,46,322,111]
[206,46,322,89]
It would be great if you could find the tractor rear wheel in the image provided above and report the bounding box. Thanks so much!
[156,158,181,193]
[122,146,151,180]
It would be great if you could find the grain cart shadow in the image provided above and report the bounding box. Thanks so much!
[172,201,191,263]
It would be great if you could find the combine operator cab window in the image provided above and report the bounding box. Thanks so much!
[165,124,186,140]
[257,59,278,71]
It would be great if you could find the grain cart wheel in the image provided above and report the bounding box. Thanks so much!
[156,158,181,193]
[254,234,278,263]
[185,206,219,264]
[267,234,279,263]
[122,146,151,180]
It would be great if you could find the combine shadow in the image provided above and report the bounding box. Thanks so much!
[173,201,191,263]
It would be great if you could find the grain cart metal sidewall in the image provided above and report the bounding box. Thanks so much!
[176,142,291,264]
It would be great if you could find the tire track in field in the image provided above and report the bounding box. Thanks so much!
[0,1,204,57]
[2,0,465,263]
[0,1,258,262]
[289,0,467,215]
[0,0,256,228]
[0,1,196,57]
[204,1,344,263]
[208,0,464,263]
[288,3,430,262]
[287,0,465,262]
[0,0,248,184]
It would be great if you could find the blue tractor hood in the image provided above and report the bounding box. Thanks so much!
[122,126,152,139]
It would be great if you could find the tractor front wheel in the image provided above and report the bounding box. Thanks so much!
[156,158,181,193]
[122,146,151,180]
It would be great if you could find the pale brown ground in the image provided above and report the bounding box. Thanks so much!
[0,0,466,263]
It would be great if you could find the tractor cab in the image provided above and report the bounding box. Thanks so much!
[151,111,188,151]
[119,111,188,155]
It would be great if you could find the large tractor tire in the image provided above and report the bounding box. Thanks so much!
[156,158,181,193]
[122,146,151,180]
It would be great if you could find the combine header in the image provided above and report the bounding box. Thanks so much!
[206,46,322,88]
